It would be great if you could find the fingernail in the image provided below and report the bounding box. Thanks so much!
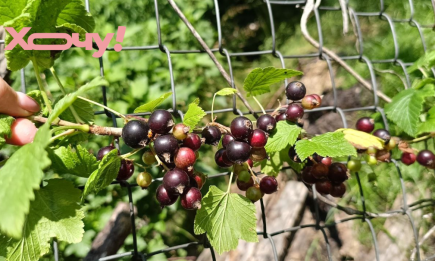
[17,92,40,113]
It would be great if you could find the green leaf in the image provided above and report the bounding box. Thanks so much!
[48,145,98,178]
[134,92,172,113]
[0,115,14,149]
[265,121,301,153]
[59,98,95,124]
[216,88,237,96]
[418,107,435,134]
[183,98,206,130]
[0,124,51,238]
[194,186,258,254]
[0,179,85,261]
[243,67,303,97]
[3,0,95,71]
[0,0,27,25]
[81,149,121,201]
[47,76,108,124]
[26,90,51,116]
[407,50,435,73]
[295,132,357,161]
[260,152,282,177]
[384,89,423,137]
[412,78,435,90]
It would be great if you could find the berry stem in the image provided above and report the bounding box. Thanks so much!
[253,96,266,115]
[406,133,435,143]
[133,162,148,171]
[227,172,234,194]
[246,163,258,184]
[31,59,53,113]
[211,93,217,122]
[49,67,85,124]
[50,125,90,134]
[50,129,76,143]
[149,144,170,171]
[121,148,144,159]
[78,96,128,121]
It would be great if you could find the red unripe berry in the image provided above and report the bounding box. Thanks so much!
[260,176,278,194]
[401,152,416,165]
[180,187,202,210]
[286,103,304,122]
[249,129,268,148]
[356,117,375,133]
[183,133,202,151]
[190,172,206,189]
[237,177,254,191]
[175,147,196,172]
[301,95,321,110]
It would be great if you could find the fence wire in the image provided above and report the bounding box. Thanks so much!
[1,0,435,260]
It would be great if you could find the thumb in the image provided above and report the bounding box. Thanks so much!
[0,78,40,117]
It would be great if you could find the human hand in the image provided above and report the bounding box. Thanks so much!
[0,78,40,145]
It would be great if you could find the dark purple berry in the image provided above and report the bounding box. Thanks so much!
[417,150,435,168]
[275,112,287,122]
[183,133,202,151]
[202,126,221,146]
[230,116,253,141]
[260,176,278,194]
[122,120,150,148]
[237,177,254,191]
[401,152,416,166]
[288,146,301,162]
[226,141,252,164]
[175,147,196,172]
[286,103,304,122]
[301,166,317,185]
[222,134,235,149]
[356,117,375,133]
[328,163,349,183]
[148,109,174,134]
[154,135,179,163]
[97,145,117,161]
[117,160,135,181]
[311,163,329,179]
[181,187,202,210]
[163,168,190,195]
[257,114,276,133]
[215,148,233,168]
[373,129,391,142]
[286,81,306,101]
[156,185,178,207]
[315,180,332,195]
[330,183,346,198]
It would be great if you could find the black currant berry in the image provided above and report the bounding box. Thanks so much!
[154,135,179,163]
[260,176,278,194]
[97,145,117,161]
[137,171,153,189]
[175,147,196,171]
[275,112,287,122]
[250,147,268,162]
[190,172,206,189]
[401,152,416,166]
[311,163,329,179]
[172,123,190,140]
[249,129,268,148]
[201,126,221,146]
[257,114,276,133]
[237,177,254,191]
[215,148,233,168]
[149,109,174,134]
[315,180,332,195]
[222,134,235,149]
[301,166,317,185]
[181,187,202,210]
[122,120,150,148]
[231,116,253,141]
[117,160,135,181]
[226,141,252,164]
[246,185,263,202]
[286,103,304,122]
[156,184,178,207]
[301,94,321,110]
[328,163,348,183]
[288,146,301,162]
[286,81,306,101]
[417,150,435,168]
[183,133,202,151]
[373,129,391,142]
[356,117,375,133]
[163,168,190,195]
[330,183,346,198]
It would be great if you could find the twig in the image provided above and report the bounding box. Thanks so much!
[410,225,435,260]
[167,0,258,116]
[29,115,123,137]
[300,0,392,103]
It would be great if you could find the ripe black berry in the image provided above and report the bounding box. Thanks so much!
[330,183,346,198]
[373,129,391,142]
[154,135,179,163]
[257,114,276,133]
[328,163,348,183]
[163,168,190,195]
[122,120,150,148]
[286,104,304,122]
[222,134,235,149]
[311,163,329,179]
[301,166,317,185]
[315,180,332,195]
[288,146,301,162]
[201,126,221,146]
[301,95,321,110]
[275,112,287,122]
[180,187,202,210]
[137,171,152,189]
[183,133,202,151]
[156,184,178,207]
[97,145,117,161]
[250,147,268,162]
[246,185,263,202]
[175,147,196,171]
[237,177,254,191]
[215,148,233,168]
[356,117,375,133]
[286,81,306,101]
[117,160,135,181]
[172,123,189,140]
[401,152,416,166]
[148,109,174,134]
[231,116,253,141]
[260,176,278,194]
[249,129,268,148]
[226,141,252,164]
[417,150,435,167]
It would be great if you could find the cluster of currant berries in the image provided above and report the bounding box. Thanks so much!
[118,110,205,210]
[355,117,435,169]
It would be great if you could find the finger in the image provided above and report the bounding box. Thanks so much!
[5,118,38,146]
[0,79,40,117]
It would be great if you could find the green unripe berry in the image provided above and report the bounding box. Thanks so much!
[238,170,251,182]
[137,172,153,189]
[347,159,362,172]
[365,154,377,165]
[246,185,263,202]
[142,151,157,165]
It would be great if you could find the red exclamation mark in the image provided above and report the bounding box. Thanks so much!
[114,26,126,52]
